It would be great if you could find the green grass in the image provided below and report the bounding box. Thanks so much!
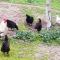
[52,0,60,10]
[1,0,60,10]
[18,23,28,31]
[0,33,59,60]
[0,38,42,60]
[3,0,45,5]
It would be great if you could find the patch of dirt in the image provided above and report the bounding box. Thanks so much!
[0,3,20,23]
[34,44,60,60]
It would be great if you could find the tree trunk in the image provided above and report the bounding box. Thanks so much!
[46,0,51,21]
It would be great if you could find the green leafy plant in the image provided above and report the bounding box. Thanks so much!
[15,31,36,42]
[40,28,60,43]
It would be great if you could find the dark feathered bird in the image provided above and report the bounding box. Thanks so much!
[35,18,42,32]
[1,35,10,55]
[3,19,18,30]
[6,19,18,30]
[26,14,34,26]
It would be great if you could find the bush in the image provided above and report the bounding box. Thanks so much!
[15,31,36,42]
[14,28,60,44]
[40,28,60,43]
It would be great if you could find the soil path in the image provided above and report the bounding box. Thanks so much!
[34,44,60,60]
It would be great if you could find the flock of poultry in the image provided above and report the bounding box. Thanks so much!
[0,15,19,56]
[0,14,60,56]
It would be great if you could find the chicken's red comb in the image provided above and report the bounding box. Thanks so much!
[3,15,7,20]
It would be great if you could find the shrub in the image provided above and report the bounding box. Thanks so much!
[15,31,36,42]
[14,28,60,44]
[40,28,60,43]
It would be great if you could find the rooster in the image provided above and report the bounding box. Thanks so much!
[6,19,18,30]
[3,18,18,31]
[2,15,18,31]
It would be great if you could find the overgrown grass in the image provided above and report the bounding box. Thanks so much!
[0,38,41,60]
[52,0,60,10]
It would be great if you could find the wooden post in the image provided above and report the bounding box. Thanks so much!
[46,0,51,21]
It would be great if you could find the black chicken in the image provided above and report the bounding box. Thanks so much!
[35,18,42,32]
[1,35,10,55]
[26,14,34,26]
